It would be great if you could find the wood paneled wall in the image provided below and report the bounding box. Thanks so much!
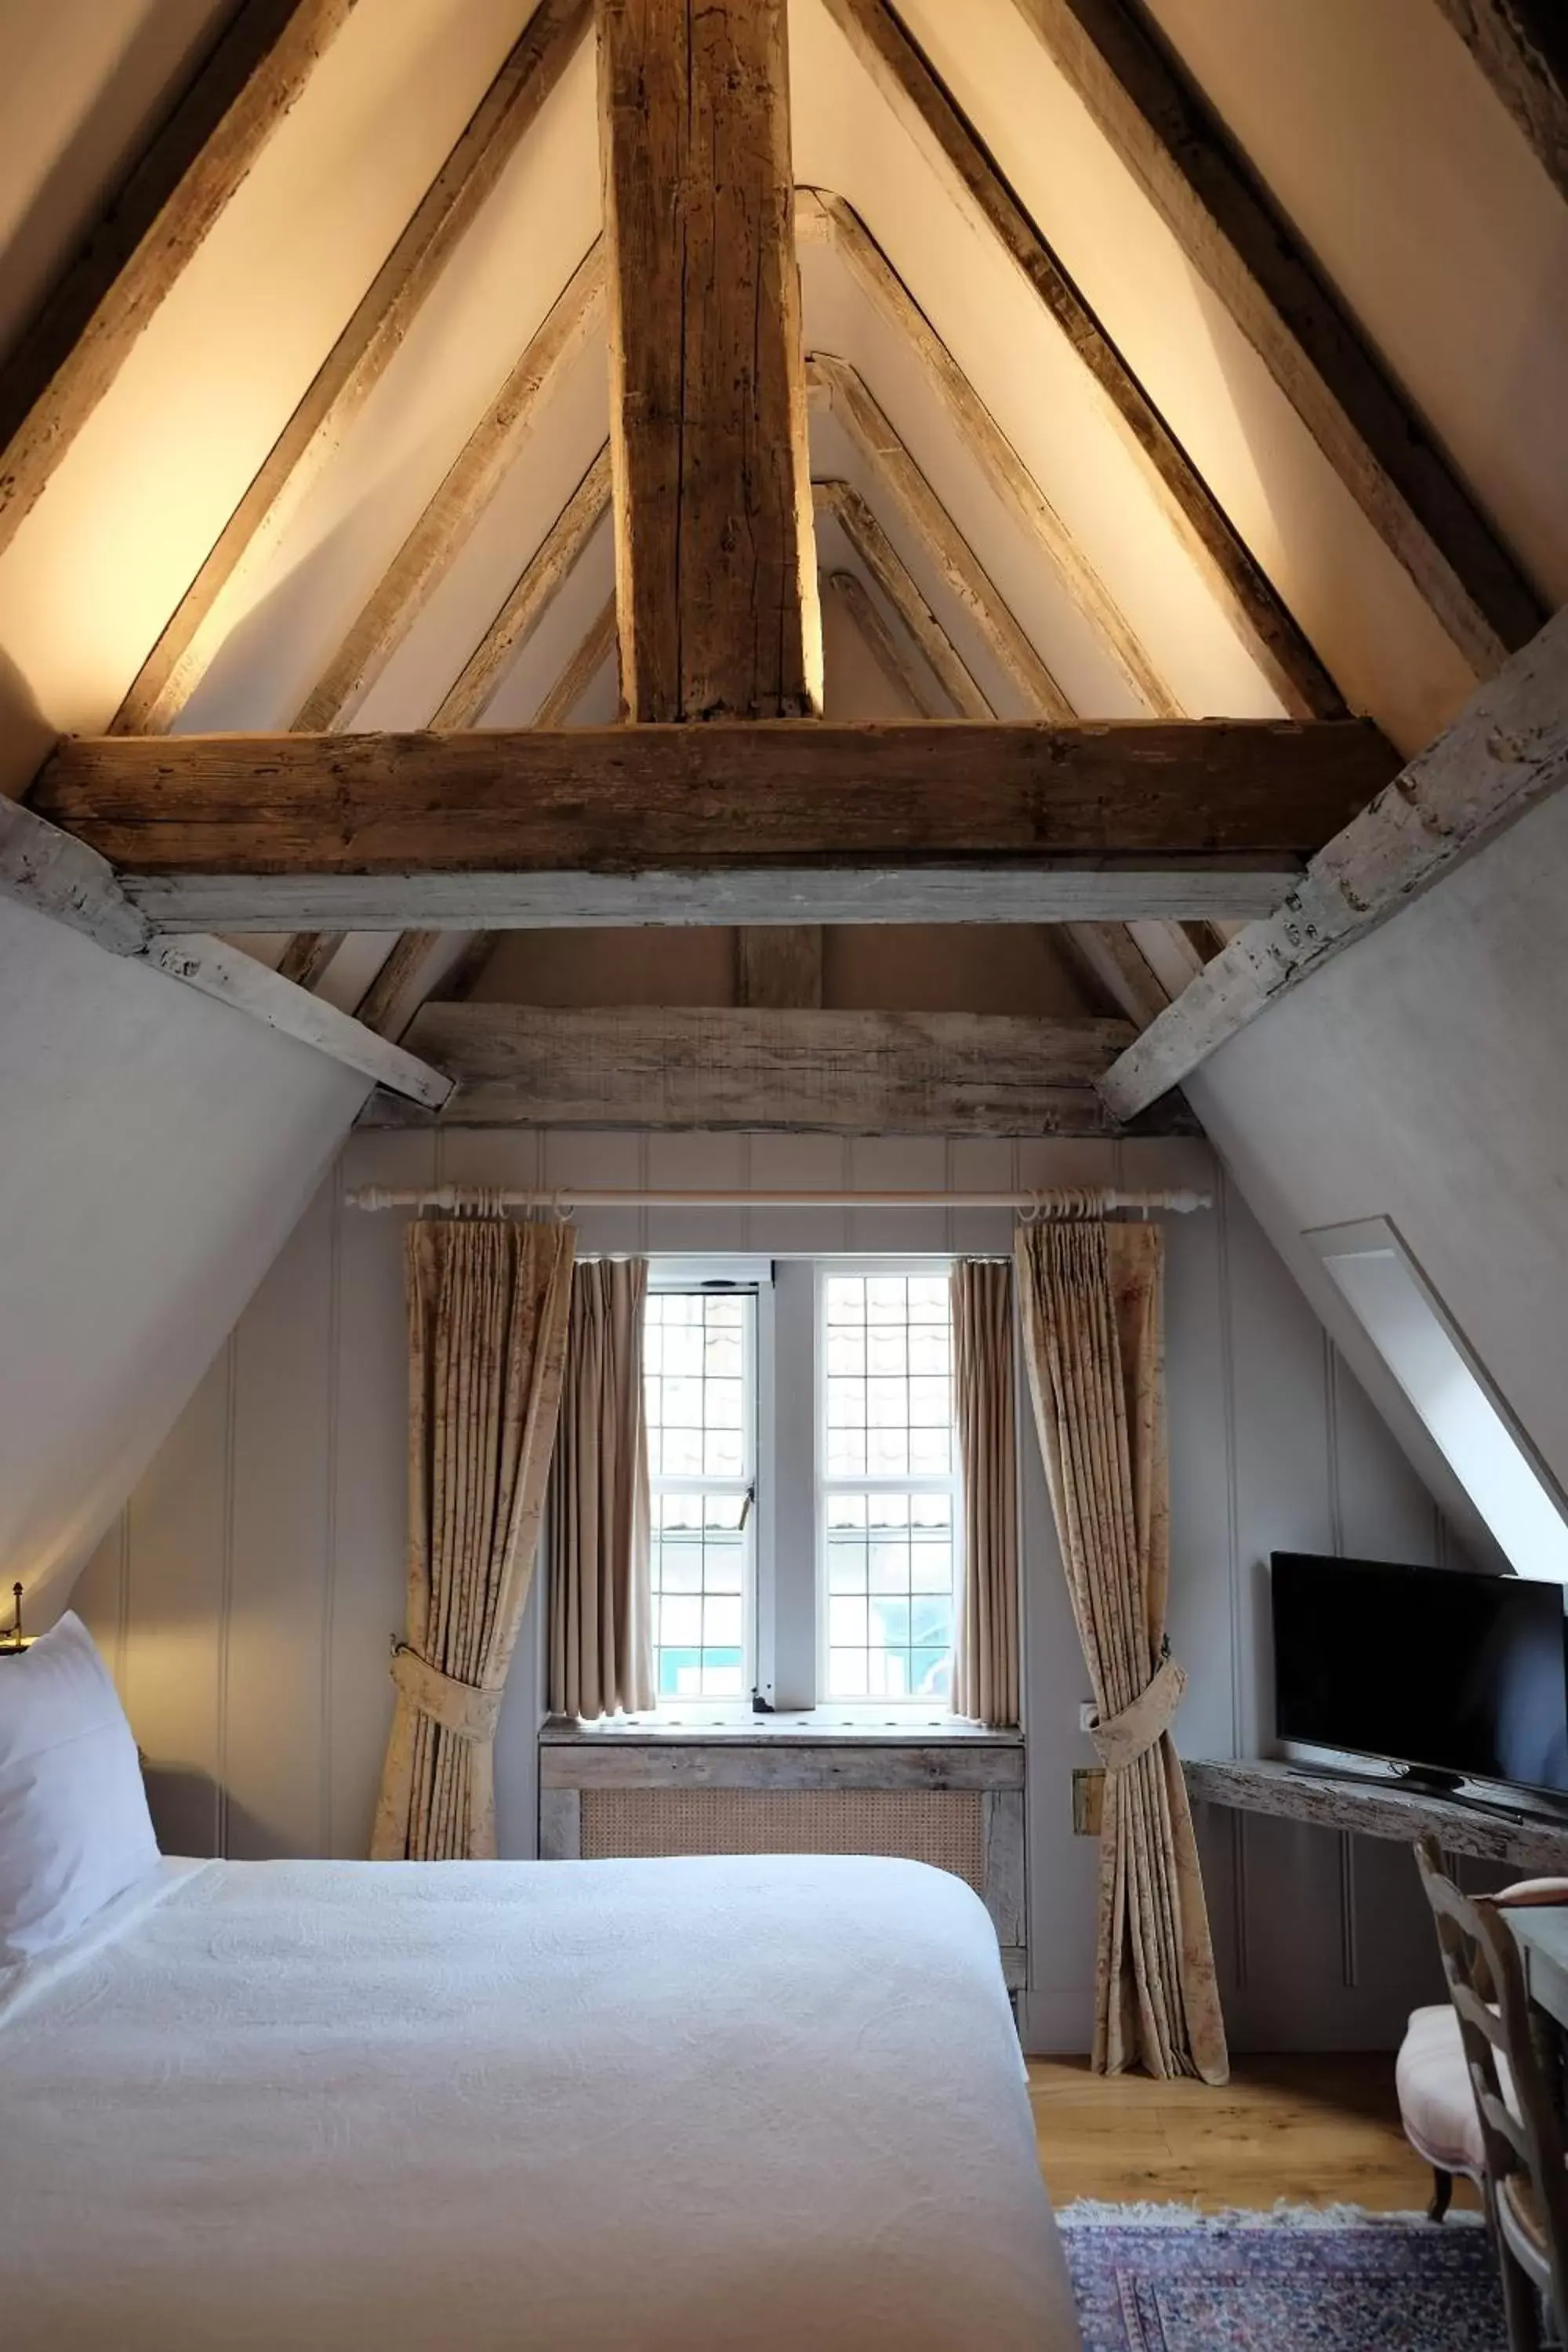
[75,1123,1459,2051]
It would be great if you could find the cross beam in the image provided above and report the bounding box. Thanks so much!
[28,718,1397,928]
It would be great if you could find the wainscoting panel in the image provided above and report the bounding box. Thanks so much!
[76,1126,1460,2052]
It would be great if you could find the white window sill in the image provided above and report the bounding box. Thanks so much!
[540,1710,1020,1744]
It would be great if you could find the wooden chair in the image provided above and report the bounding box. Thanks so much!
[1416,1836,1568,2350]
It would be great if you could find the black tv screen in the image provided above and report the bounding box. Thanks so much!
[1272,1552,1568,1794]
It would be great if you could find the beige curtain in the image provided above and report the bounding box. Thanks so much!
[547,1258,654,1719]
[951,1261,1019,1728]
[1015,1218,1228,2084]
[371,1216,575,1863]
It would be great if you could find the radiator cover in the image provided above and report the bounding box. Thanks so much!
[579,1784,985,1892]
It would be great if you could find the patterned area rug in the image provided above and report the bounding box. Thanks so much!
[1059,2206,1506,2352]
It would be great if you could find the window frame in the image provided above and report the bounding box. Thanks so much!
[1306,1217,1568,1584]
[813,1258,964,1711]
[643,1261,768,1706]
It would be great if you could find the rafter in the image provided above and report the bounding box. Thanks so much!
[815,482,990,718]
[276,930,345,989]
[1100,606,1568,1117]
[809,353,1073,718]
[293,240,604,732]
[797,187,1176,716]
[820,0,1345,720]
[0,0,358,563]
[1014,0,1544,669]
[113,0,592,735]
[823,569,942,719]
[1432,0,1568,201]
[352,929,444,1040]
[535,596,619,727]
[432,445,612,728]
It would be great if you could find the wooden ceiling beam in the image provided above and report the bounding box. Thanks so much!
[358,1002,1188,1135]
[292,238,604,731]
[432,444,612,729]
[30,717,1398,932]
[352,929,444,1040]
[276,929,345,989]
[815,482,990,719]
[1100,606,1568,1117]
[808,354,1074,720]
[823,568,942,720]
[0,0,358,564]
[1431,0,1568,202]
[597,0,820,721]
[114,0,592,734]
[820,0,1345,720]
[797,187,1175,715]
[1016,0,1544,669]
[0,797,448,1108]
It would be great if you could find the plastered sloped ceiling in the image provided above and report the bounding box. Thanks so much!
[0,0,1563,1612]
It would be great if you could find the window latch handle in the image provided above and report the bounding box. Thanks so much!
[738,1486,754,1531]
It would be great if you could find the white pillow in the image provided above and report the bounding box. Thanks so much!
[0,1610,160,1960]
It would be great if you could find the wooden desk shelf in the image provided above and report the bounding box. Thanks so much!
[1187,1759,1568,1875]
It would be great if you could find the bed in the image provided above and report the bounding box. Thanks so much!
[1,1848,1079,2350]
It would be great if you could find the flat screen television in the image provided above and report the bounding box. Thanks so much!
[1271,1552,1568,1795]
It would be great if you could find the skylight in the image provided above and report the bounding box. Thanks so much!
[1308,1220,1568,1585]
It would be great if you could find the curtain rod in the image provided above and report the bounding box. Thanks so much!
[345,1185,1210,1218]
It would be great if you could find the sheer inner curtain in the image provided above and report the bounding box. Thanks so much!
[372,1216,575,1863]
[547,1258,653,1720]
[951,1260,1019,1728]
[1015,1218,1228,2083]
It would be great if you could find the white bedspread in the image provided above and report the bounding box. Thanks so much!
[0,1853,1078,2351]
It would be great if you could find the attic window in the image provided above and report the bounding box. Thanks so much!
[1308,1220,1568,1585]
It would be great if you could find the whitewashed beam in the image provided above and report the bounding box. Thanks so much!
[361,1003,1192,1135]
[0,796,448,1108]
[150,937,452,1106]
[116,862,1310,931]
[1100,606,1568,1116]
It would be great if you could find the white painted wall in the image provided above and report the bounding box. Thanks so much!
[1187,786,1568,1532]
[0,895,367,1617]
[76,1121,1459,2051]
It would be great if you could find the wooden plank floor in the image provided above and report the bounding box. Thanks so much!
[1030,2053,1485,2214]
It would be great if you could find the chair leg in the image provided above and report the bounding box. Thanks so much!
[1428,2167,1454,2223]
[1499,2245,1545,2352]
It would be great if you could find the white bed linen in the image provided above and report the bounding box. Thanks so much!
[0,1852,1078,2351]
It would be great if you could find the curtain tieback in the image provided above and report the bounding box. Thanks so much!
[1087,1655,1187,1769]
[390,1643,503,1743]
